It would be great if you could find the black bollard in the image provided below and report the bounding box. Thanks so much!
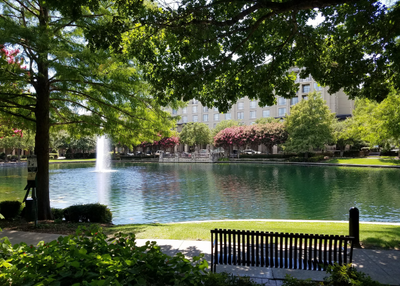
[349,207,361,248]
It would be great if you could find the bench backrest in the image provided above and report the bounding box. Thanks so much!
[211,229,354,271]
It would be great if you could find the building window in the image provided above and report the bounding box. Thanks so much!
[250,111,256,119]
[290,97,299,105]
[213,123,217,128]
[172,109,177,115]
[214,113,219,121]
[278,108,286,117]
[278,97,286,105]
[302,84,310,93]
[214,107,218,112]
[303,96,308,100]
[192,106,197,113]
[238,102,244,109]
[263,110,270,117]
[251,122,256,125]
[203,106,208,112]
[237,112,244,119]
[193,115,198,122]
[250,101,257,108]
[182,116,187,123]
[314,83,323,91]
[192,99,198,104]
[203,114,208,122]
[182,107,187,114]
[225,113,231,120]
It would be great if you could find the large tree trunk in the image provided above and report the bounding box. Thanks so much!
[34,5,52,220]
[35,86,52,220]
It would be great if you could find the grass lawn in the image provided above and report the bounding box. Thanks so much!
[325,157,400,166]
[105,221,400,249]
[49,158,96,163]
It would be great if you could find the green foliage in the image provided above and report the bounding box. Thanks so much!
[0,200,21,220]
[88,0,400,111]
[255,117,281,124]
[179,122,212,147]
[283,264,385,286]
[212,120,241,138]
[64,204,112,223]
[324,264,385,286]
[284,92,335,156]
[351,92,400,151]
[0,226,209,285]
[51,208,65,220]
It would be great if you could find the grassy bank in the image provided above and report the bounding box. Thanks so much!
[325,157,400,166]
[105,220,400,249]
[1,220,399,249]
[49,159,96,163]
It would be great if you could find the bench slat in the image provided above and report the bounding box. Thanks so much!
[211,229,354,272]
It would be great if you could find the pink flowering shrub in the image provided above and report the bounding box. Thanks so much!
[214,123,287,152]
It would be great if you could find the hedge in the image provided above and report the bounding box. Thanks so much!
[63,203,112,223]
[0,200,22,220]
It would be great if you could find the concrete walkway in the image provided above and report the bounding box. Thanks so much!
[1,230,399,285]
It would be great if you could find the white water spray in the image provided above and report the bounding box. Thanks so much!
[95,135,112,172]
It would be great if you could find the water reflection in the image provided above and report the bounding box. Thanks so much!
[1,163,400,224]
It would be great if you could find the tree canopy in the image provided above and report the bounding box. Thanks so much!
[284,92,335,157]
[350,92,400,152]
[0,1,176,219]
[86,0,400,112]
[179,122,212,148]
[211,120,241,138]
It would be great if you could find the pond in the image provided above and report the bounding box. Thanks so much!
[1,162,400,225]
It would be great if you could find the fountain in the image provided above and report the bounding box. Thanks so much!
[95,135,112,172]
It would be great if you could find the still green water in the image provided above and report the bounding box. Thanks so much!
[1,162,399,224]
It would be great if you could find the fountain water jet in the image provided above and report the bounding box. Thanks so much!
[95,135,113,172]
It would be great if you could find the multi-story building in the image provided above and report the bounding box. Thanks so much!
[169,71,354,132]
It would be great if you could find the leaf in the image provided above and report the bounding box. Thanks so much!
[70,261,80,268]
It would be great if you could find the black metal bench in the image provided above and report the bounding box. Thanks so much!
[211,229,354,272]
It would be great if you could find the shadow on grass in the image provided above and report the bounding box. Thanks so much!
[104,223,165,236]
[361,226,400,249]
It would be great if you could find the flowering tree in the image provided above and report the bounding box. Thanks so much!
[139,136,179,152]
[214,123,288,154]
[214,126,247,155]
[259,123,288,154]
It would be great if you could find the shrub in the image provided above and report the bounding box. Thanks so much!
[64,203,112,223]
[51,208,64,220]
[308,155,325,162]
[0,200,22,219]
[0,152,5,160]
[288,156,306,162]
[282,264,385,286]
[324,264,385,286]
[0,226,209,285]
[343,150,362,157]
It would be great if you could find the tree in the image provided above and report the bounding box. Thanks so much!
[351,92,400,154]
[89,0,400,112]
[255,118,281,125]
[333,118,362,157]
[0,1,176,219]
[258,123,288,154]
[179,122,212,150]
[212,120,241,138]
[284,92,335,158]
